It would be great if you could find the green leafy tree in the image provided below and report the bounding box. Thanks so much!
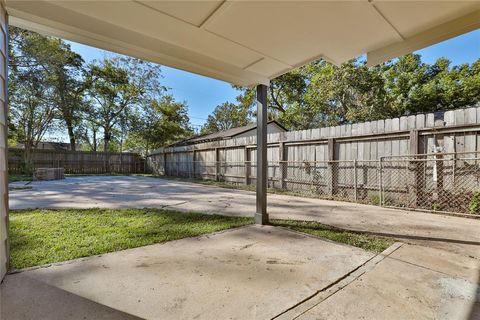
[10,26,87,151]
[126,95,193,154]
[47,41,86,151]
[9,70,56,168]
[84,56,164,153]
[201,102,251,134]
[233,54,480,130]
[301,59,388,126]
[8,27,58,171]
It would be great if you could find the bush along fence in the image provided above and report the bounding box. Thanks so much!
[148,105,480,216]
[8,148,146,175]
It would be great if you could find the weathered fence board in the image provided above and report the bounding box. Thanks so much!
[9,148,145,174]
[149,107,480,173]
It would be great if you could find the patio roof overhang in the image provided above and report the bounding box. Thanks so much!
[6,1,480,87]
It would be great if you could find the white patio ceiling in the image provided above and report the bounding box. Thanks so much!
[6,1,480,86]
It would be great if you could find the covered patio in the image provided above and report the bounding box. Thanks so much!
[1,1,480,319]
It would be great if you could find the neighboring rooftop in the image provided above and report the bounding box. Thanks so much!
[15,141,80,151]
[173,120,287,146]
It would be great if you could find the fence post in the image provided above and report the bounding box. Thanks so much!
[178,152,182,177]
[452,157,456,187]
[169,150,174,176]
[192,149,196,179]
[120,152,123,174]
[244,146,249,185]
[279,142,286,190]
[163,152,167,176]
[353,159,358,201]
[378,157,384,206]
[215,147,220,181]
[327,138,336,197]
[409,130,423,207]
[435,151,445,205]
[80,152,84,174]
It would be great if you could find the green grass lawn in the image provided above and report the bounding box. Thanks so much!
[9,208,394,270]
[9,208,253,269]
[272,219,393,253]
[8,174,33,183]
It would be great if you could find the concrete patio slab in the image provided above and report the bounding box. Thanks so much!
[10,176,480,258]
[1,225,375,320]
[290,244,480,320]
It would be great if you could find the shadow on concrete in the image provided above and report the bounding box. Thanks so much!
[1,273,142,320]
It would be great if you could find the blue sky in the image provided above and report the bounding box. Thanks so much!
[67,42,242,132]
[67,28,480,130]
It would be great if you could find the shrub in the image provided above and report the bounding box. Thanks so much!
[370,194,393,206]
[469,191,480,215]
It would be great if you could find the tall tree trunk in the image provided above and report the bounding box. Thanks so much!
[104,128,110,172]
[120,135,123,174]
[92,129,97,152]
[104,134,109,153]
[67,125,76,151]
[23,141,34,176]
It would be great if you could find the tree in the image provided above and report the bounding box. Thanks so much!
[9,26,86,151]
[84,56,164,153]
[301,59,388,126]
[9,61,57,170]
[232,54,480,130]
[126,95,193,154]
[47,41,86,151]
[8,27,58,171]
[201,102,251,134]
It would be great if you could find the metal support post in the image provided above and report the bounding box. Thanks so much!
[255,84,269,225]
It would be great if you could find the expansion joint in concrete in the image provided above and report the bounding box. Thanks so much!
[272,242,404,320]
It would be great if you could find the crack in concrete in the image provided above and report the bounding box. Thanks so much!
[159,201,188,209]
[239,242,258,250]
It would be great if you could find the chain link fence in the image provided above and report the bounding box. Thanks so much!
[379,152,480,215]
[160,152,480,216]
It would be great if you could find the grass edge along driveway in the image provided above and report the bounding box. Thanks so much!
[9,208,393,270]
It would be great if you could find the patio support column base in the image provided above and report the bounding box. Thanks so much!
[255,212,269,225]
[256,84,269,225]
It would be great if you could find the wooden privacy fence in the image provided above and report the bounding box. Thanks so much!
[9,148,146,174]
[147,106,480,216]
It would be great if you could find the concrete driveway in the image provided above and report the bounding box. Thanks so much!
[9,175,480,258]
